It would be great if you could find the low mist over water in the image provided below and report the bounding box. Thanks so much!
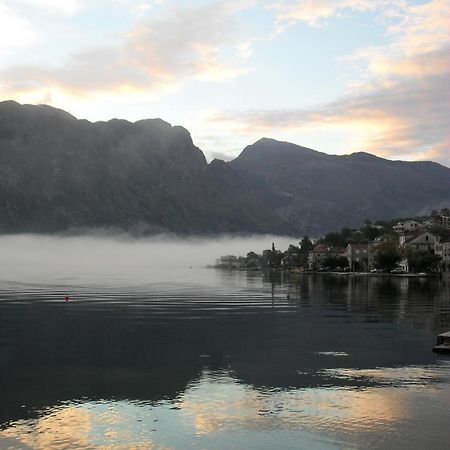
[0,234,295,285]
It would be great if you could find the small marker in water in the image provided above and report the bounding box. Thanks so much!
[64,295,70,302]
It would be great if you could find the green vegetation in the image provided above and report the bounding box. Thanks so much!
[217,207,449,273]
[403,248,442,273]
[322,256,349,270]
[239,237,314,270]
[372,242,402,272]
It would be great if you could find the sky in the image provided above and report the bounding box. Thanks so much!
[0,0,449,166]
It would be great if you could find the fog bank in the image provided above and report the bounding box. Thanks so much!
[0,234,296,286]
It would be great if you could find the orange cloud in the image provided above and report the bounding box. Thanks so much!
[210,0,450,166]
[341,0,450,81]
[271,0,404,28]
[210,69,450,166]
[0,2,251,101]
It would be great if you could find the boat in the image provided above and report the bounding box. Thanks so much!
[432,331,450,353]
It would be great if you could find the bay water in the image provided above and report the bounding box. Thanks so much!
[1,235,449,449]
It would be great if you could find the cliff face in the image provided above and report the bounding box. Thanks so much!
[230,138,450,235]
[0,101,293,235]
[1,101,449,236]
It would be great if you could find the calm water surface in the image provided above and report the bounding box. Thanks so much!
[1,237,450,449]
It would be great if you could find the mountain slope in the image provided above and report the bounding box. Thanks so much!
[230,138,450,235]
[1,101,449,236]
[0,101,294,235]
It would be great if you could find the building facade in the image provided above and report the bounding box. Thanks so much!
[400,231,437,252]
[435,237,450,272]
[345,243,369,271]
[307,244,345,270]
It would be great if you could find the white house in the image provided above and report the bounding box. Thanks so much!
[393,219,422,233]
[435,236,450,272]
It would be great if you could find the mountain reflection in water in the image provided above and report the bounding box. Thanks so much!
[1,263,450,449]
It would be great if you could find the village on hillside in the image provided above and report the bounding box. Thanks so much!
[214,209,450,276]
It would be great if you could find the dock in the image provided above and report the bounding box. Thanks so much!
[433,331,450,353]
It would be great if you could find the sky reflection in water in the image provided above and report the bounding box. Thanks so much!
[0,236,449,449]
[2,367,450,450]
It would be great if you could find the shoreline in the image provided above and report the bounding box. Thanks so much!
[211,266,443,279]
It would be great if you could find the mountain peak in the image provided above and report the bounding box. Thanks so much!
[233,138,325,165]
[252,137,316,152]
[0,100,77,121]
[347,151,384,162]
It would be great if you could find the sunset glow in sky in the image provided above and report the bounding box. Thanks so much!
[0,0,449,165]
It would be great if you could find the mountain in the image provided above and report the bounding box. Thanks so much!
[230,138,450,234]
[0,101,293,235]
[1,101,449,236]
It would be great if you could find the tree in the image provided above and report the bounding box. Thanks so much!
[361,225,382,241]
[246,251,260,268]
[295,236,313,269]
[405,249,442,272]
[348,230,366,244]
[340,227,352,241]
[287,244,300,254]
[299,236,313,253]
[323,232,344,247]
[263,243,282,267]
[322,256,349,270]
[373,242,402,271]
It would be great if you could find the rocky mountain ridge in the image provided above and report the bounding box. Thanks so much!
[1,101,449,236]
[231,137,450,234]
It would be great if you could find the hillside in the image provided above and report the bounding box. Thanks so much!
[230,138,450,235]
[0,101,293,235]
[1,101,449,236]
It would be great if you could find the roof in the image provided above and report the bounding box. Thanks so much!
[437,232,450,241]
[310,244,346,253]
[348,244,369,249]
[403,231,437,244]
[373,234,395,242]
[396,219,420,225]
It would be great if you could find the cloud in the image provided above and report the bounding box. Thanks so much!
[341,0,450,80]
[270,0,405,28]
[210,72,450,166]
[210,0,450,166]
[0,1,251,100]
[6,0,82,15]
[3,0,165,16]
[0,4,37,56]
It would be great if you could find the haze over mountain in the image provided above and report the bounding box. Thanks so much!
[1,101,449,236]
[0,101,292,235]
